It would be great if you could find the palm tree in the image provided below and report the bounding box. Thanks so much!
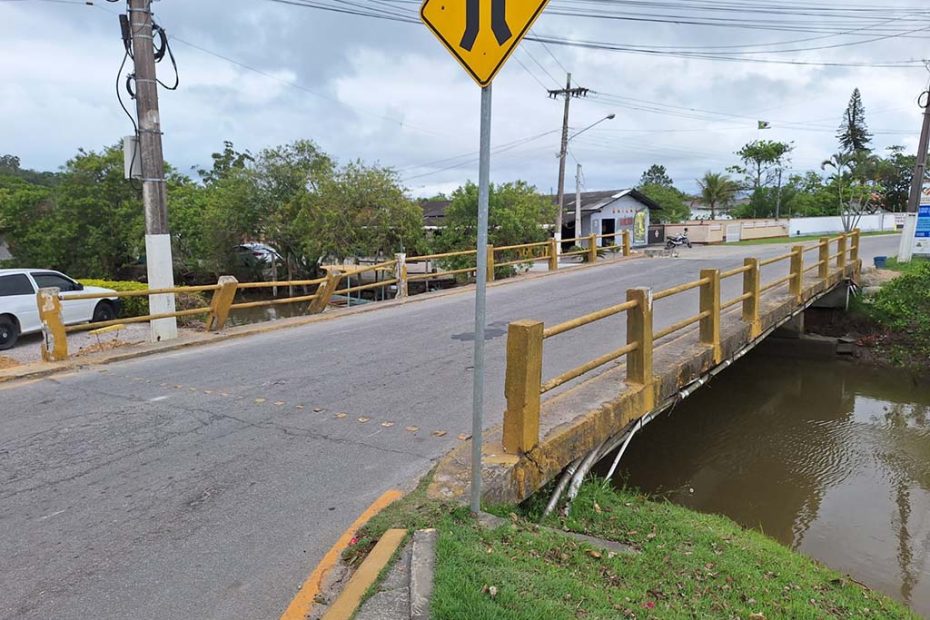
[697,172,738,220]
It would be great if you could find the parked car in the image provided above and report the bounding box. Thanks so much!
[0,269,120,350]
[232,243,283,279]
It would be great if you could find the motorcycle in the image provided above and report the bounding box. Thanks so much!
[666,233,692,250]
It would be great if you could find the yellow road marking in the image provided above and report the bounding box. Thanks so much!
[279,489,403,620]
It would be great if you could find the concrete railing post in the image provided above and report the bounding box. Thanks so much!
[548,238,558,271]
[626,287,653,387]
[587,233,597,263]
[309,268,342,314]
[819,238,830,283]
[850,229,861,276]
[206,275,239,331]
[622,230,631,257]
[486,245,495,283]
[394,253,407,300]
[742,258,761,338]
[503,319,543,454]
[837,234,847,273]
[36,287,68,362]
[699,269,722,363]
[790,245,804,304]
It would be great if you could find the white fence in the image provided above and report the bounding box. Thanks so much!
[786,213,898,237]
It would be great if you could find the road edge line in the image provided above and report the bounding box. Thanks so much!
[280,488,403,620]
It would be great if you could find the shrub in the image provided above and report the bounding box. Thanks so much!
[866,261,930,354]
[79,279,209,327]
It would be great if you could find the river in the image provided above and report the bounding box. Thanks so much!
[608,351,930,616]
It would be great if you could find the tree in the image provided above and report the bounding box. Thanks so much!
[639,164,674,188]
[730,140,793,217]
[437,180,555,277]
[837,88,872,154]
[638,184,690,223]
[696,172,739,220]
[821,152,882,231]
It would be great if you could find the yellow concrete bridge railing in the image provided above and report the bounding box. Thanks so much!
[428,230,861,505]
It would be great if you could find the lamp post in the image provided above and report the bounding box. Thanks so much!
[557,113,615,255]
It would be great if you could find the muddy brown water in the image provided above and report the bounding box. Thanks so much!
[605,351,930,616]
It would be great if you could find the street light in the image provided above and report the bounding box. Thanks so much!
[556,113,615,255]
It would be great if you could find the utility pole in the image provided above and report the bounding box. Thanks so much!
[898,78,930,262]
[128,0,177,341]
[549,73,588,255]
[575,163,583,245]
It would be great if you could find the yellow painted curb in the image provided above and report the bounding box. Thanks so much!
[280,489,403,620]
[320,528,408,620]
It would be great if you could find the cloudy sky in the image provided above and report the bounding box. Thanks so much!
[1,0,928,197]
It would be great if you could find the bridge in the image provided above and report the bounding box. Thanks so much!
[0,233,895,620]
[430,231,867,505]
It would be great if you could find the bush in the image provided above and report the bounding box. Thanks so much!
[867,261,930,354]
[79,279,209,327]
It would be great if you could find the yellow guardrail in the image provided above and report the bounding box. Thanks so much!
[501,229,861,455]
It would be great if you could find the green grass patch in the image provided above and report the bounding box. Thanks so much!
[729,231,897,246]
[881,256,930,275]
[353,479,915,619]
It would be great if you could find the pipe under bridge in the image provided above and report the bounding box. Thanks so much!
[430,231,863,505]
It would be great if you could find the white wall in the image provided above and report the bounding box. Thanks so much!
[786,213,899,236]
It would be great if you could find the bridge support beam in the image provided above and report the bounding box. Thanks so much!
[699,269,722,363]
[394,253,407,300]
[205,276,239,331]
[819,238,830,282]
[503,319,544,454]
[587,234,597,263]
[622,230,631,257]
[790,246,804,304]
[487,245,495,283]
[548,238,558,271]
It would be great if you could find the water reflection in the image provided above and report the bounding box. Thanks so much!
[607,353,930,615]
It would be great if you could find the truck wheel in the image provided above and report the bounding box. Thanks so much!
[93,302,117,323]
[0,316,19,351]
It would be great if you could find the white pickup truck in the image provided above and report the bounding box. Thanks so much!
[0,269,119,350]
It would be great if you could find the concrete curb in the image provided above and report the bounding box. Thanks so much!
[409,529,437,620]
[0,253,646,386]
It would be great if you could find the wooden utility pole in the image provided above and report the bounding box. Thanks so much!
[549,74,588,253]
[128,0,177,340]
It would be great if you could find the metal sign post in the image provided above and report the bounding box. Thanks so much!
[420,0,551,514]
[470,84,492,513]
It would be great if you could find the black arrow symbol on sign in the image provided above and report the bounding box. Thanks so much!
[460,0,512,51]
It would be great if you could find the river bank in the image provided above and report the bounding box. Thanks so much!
[806,261,930,375]
[339,477,916,619]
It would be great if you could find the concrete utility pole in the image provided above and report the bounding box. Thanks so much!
[575,163,582,245]
[898,77,930,262]
[128,0,177,341]
[549,73,589,254]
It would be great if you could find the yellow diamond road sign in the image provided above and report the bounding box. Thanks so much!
[420,0,550,87]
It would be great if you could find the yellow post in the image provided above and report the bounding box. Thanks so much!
[790,245,804,303]
[837,234,847,273]
[548,238,558,271]
[626,287,653,386]
[699,269,722,363]
[503,319,543,454]
[622,230,631,257]
[308,268,342,314]
[742,258,761,338]
[205,275,239,331]
[819,237,830,282]
[850,229,861,277]
[394,253,407,300]
[587,233,597,263]
[486,244,495,282]
[36,287,68,362]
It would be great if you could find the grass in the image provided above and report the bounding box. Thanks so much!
[881,256,929,275]
[730,230,898,246]
[349,480,916,619]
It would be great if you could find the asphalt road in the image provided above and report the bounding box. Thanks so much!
[0,235,900,620]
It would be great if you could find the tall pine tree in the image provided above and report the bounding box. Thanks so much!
[837,88,872,154]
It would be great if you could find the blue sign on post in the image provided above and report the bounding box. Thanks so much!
[915,200,930,256]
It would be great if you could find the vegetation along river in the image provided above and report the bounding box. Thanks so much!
[607,351,930,616]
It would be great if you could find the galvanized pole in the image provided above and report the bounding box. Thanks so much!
[898,79,930,262]
[471,84,492,514]
[575,163,582,247]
